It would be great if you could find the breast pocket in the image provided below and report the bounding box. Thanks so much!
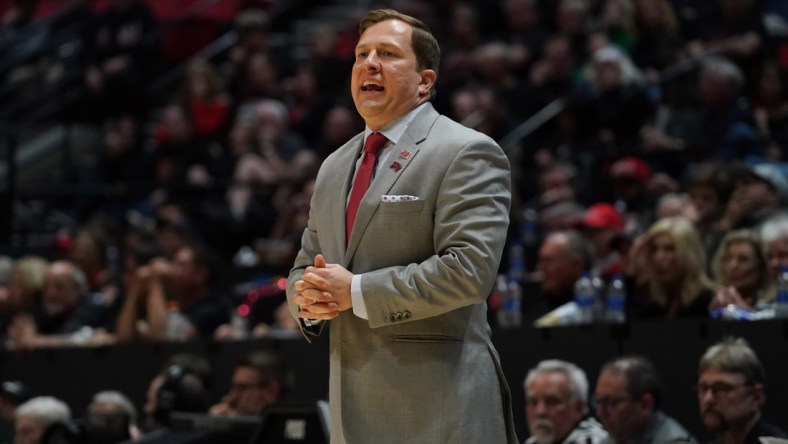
[371,198,432,259]
[379,199,425,213]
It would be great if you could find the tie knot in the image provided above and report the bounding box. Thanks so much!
[364,133,388,155]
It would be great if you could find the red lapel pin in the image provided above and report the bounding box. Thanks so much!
[390,161,402,172]
[399,150,411,160]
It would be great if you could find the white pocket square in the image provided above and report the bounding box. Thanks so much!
[381,195,420,203]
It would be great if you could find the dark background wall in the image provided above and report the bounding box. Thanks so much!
[2,320,786,442]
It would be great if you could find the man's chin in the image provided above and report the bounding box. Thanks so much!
[530,422,556,444]
[44,305,65,318]
[702,410,726,433]
[531,431,555,444]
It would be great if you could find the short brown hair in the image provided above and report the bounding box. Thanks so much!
[699,337,765,385]
[358,9,440,74]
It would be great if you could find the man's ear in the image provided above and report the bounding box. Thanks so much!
[418,69,436,98]
[752,383,766,407]
[639,393,655,414]
[194,266,209,285]
[264,380,281,402]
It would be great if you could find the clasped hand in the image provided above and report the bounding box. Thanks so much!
[294,254,353,321]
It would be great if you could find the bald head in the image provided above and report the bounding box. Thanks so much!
[537,231,589,294]
[42,261,86,317]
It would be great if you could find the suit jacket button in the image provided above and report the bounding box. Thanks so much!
[389,314,397,322]
[395,312,403,320]
[403,311,411,319]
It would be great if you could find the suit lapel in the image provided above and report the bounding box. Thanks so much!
[345,105,440,262]
[332,133,365,266]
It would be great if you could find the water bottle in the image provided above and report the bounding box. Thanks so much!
[591,273,605,322]
[605,274,626,324]
[575,272,595,324]
[775,265,788,318]
[508,241,525,280]
[231,311,249,339]
[506,274,523,327]
[494,274,508,327]
[497,274,523,328]
[521,208,539,249]
[165,300,190,341]
[501,242,526,328]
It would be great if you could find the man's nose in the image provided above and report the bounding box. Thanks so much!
[361,51,381,69]
[699,389,715,406]
[533,400,548,415]
[769,257,782,273]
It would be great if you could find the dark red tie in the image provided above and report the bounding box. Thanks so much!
[346,132,388,241]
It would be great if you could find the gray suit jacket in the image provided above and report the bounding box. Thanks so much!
[602,411,696,444]
[287,104,517,444]
[638,411,696,444]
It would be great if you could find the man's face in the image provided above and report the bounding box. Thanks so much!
[688,185,721,224]
[612,177,644,203]
[743,179,780,209]
[537,236,580,295]
[697,367,762,435]
[539,169,575,205]
[223,366,273,416]
[143,375,168,431]
[766,234,788,280]
[594,371,649,443]
[526,371,585,444]
[170,247,206,296]
[14,415,44,444]
[171,248,195,286]
[42,263,81,317]
[585,228,616,258]
[351,19,434,130]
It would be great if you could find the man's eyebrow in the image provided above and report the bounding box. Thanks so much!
[356,42,400,51]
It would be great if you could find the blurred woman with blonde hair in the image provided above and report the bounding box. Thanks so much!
[709,229,773,313]
[1,256,49,336]
[628,217,717,318]
[8,256,49,313]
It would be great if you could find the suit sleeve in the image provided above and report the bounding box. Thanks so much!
[286,166,331,340]
[361,137,512,328]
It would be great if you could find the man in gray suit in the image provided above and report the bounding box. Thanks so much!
[286,8,517,444]
[594,356,696,444]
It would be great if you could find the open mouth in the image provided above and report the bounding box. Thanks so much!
[361,81,384,92]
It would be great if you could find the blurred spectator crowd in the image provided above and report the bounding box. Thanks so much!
[1,0,788,441]
[1,0,788,340]
[0,0,786,337]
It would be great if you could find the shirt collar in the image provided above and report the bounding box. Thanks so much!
[364,102,428,145]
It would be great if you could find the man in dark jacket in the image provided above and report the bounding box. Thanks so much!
[697,337,788,444]
[594,356,696,444]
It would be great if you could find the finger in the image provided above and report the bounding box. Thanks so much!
[301,301,338,314]
[296,289,333,304]
[294,279,321,293]
[299,301,339,318]
[293,294,313,306]
[302,270,329,288]
[314,254,327,268]
[299,308,339,321]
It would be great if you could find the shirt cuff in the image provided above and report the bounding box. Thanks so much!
[351,274,368,320]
